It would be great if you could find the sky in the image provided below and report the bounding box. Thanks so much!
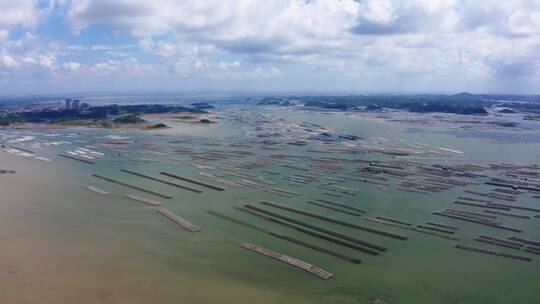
[1,0,540,96]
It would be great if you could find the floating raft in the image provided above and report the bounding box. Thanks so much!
[485,181,540,193]
[9,146,35,154]
[260,201,407,240]
[364,217,458,241]
[242,205,383,254]
[426,222,458,230]
[314,199,367,214]
[241,243,333,280]
[160,172,224,191]
[455,244,531,262]
[125,195,162,206]
[208,211,361,264]
[58,154,95,164]
[305,200,362,216]
[92,174,172,199]
[157,208,200,232]
[433,211,522,233]
[484,210,530,219]
[508,236,540,247]
[84,185,110,196]
[121,169,202,193]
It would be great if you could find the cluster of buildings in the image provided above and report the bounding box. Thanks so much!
[65,98,81,109]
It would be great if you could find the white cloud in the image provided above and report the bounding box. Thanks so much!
[0,0,55,40]
[3,0,540,93]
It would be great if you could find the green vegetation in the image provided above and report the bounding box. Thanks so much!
[0,104,205,126]
[113,114,145,124]
[298,93,489,115]
[147,123,168,129]
[0,114,28,126]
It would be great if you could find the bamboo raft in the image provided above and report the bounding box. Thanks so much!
[486,202,540,213]
[485,181,540,193]
[454,201,510,211]
[445,208,497,219]
[84,185,110,196]
[58,154,95,164]
[376,216,412,226]
[305,200,363,216]
[475,237,522,250]
[242,243,333,280]
[314,199,367,214]
[524,246,540,255]
[458,196,491,203]
[323,192,343,198]
[416,225,455,235]
[259,201,408,240]
[157,208,200,232]
[237,206,379,255]
[213,178,243,188]
[263,188,295,197]
[121,169,202,193]
[508,236,540,247]
[9,146,35,154]
[364,217,459,241]
[241,205,383,254]
[160,172,225,191]
[125,195,163,206]
[455,244,531,262]
[425,222,458,230]
[207,211,361,263]
[397,188,431,195]
[92,174,172,199]
[433,211,522,233]
[478,235,524,247]
[483,210,530,219]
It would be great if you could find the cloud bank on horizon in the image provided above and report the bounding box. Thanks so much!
[1,0,540,95]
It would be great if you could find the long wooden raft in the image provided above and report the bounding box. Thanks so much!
[241,243,333,280]
[58,154,95,164]
[160,172,224,191]
[125,195,162,206]
[92,174,172,199]
[121,169,202,193]
[84,186,110,196]
[157,208,200,232]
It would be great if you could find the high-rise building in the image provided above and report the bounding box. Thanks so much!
[65,99,72,109]
[72,99,81,109]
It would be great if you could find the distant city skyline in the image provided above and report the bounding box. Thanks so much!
[1,1,540,95]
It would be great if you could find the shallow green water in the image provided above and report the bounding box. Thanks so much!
[1,106,540,304]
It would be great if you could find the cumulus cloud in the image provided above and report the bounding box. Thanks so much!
[64,1,540,70]
[2,0,540,93]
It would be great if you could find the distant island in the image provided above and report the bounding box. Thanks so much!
[0,103,207,128]
[257,93,540,116]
